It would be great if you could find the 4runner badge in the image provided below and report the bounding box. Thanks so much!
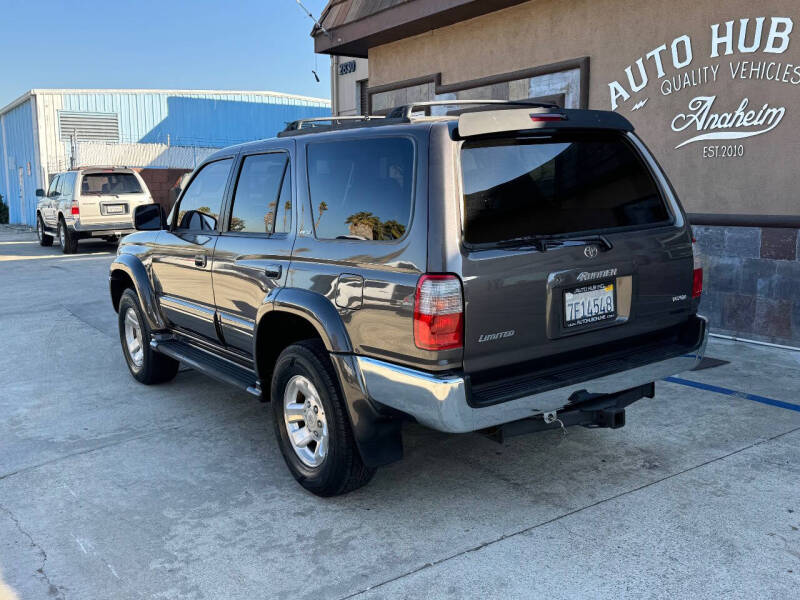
[577,268,618,282]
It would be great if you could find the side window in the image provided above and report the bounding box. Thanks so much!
[47,175,60,197]
[61,172,76,197]
[229,153,290,234]
[174,159,232,232]
[307,137,414,241]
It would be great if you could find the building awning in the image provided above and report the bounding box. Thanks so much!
[312,0,530,57]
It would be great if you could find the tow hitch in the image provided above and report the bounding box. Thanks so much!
[482,382,654,444]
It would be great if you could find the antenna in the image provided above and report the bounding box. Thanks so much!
[295,0,329,37]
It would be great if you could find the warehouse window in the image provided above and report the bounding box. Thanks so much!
[58,111,120,143]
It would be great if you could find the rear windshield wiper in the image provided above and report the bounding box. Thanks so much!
[489,234,612,252]
[539,234,613,251]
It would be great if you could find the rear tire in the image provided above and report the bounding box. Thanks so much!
[58,218,78,254]
[37,215,53,246]
[271,339,375,496]
[118,288,179,384]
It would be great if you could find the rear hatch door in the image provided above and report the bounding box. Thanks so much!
[458,129,694,376]
[78,171,151,224]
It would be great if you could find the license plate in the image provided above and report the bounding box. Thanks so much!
[105,204,125,215]
[564,282,616,327]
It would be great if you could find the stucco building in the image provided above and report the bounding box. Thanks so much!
[315,0,800,347]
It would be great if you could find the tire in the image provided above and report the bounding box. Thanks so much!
[37,215,53,246]
[58,218,78,254]
[118,288,179,384]
[271,339,375,496]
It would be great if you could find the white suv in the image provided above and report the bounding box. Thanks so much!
[36,167,154,253]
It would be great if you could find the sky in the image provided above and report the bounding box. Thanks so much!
[0,0,331,108]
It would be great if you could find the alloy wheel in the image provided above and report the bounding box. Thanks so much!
[124,307,144,368]
[283,375,329,467]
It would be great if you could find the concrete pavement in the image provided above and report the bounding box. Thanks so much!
[1,229,798,599]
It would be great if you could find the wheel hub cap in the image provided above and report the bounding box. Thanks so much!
[283,375,328,468]
[124,307,144,369]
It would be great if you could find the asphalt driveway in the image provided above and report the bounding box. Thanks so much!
[1,228,798,599]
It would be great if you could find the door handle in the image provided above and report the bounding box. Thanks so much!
[264,264,282,279]
[194,254,207,268]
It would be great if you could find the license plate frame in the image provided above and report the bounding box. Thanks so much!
[105,204,126,215]
[563,281,617,328]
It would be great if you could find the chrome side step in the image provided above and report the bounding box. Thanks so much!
[150,337,262,399]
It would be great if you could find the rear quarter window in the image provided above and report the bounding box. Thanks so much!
[460,132,670,245]
[307,137,414,241]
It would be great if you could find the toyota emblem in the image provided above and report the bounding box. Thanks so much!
[584,246,599,259]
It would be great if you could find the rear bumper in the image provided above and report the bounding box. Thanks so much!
[355,315,708,433]
[70,220,135,236]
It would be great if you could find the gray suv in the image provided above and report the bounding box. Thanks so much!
[109,101,707,496]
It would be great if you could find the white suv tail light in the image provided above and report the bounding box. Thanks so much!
[413,274,464,350]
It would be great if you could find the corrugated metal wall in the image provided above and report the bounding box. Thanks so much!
[0,98,40,225]
[0,90,330,225]
[36,91,331,177]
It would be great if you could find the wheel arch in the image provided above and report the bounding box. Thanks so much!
[109,254,166,330]
[253,289,402,469]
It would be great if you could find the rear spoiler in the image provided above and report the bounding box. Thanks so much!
[458,108,634,138]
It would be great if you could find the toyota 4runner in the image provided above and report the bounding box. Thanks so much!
[36,167,154,253]
[109,101,707,496]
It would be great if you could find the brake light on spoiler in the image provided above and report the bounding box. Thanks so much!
[529,113,567,122]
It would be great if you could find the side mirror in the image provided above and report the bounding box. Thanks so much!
[36,188,45,197]
[134,203,166,231]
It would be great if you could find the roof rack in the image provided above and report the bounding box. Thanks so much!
[277,100,565,137]
[384,99,562,120]
[279,115,385,137]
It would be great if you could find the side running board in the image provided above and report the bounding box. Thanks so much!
[150,338,262,398]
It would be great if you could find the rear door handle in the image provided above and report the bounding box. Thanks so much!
[194,254,207,268]
[264,264,282,279]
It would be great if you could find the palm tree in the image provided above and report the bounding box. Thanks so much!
[283,200,292,232]
[315,201,328,230]
[380,219,406,240]
[345,211,380,240]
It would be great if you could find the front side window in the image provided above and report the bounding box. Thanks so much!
[460,132,670,245]
[175,159,232,231]
[81,172,142,195]
[307,137,414,241]
[229,153,290,234]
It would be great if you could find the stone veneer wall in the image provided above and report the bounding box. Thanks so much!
[692,225,800,347]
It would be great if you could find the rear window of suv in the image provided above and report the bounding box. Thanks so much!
[460,132,670,245]
[81,173,142,195]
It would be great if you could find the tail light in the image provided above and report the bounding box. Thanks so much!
[413,274,463,350]
[70,201,80,216]
[691,237,703,298]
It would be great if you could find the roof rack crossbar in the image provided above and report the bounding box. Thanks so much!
[283,115,385,132]
[386,99,562,120]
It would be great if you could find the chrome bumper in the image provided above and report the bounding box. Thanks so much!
[355,316,708,434]
[71,220,135,235]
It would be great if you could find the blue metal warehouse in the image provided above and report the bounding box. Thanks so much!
[0,89,330,225]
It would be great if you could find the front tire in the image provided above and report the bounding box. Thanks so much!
[118,289,179,384]
[271,340,375,496]
[37,215,53,246]
[58,218,78,254]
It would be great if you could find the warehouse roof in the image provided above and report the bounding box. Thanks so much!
[1,88,330,116]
